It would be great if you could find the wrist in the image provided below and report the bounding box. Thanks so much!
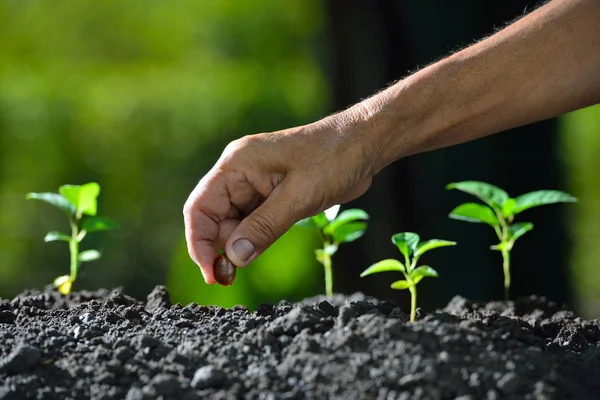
[340,75,438,175]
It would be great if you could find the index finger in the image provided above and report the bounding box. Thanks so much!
[183,173,233,284]
[184,207,219,284]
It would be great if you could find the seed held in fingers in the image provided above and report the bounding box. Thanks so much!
[214,254,236,286]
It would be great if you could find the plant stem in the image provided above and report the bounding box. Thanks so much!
[495,215,512,301]
[323,250,333,299]
[69,219,80,281]
[501,248,511,301]
[409,285,417,323]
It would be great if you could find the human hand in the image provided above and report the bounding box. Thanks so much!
[183,114,377,284]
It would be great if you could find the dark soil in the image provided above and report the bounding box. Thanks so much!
[1,286,599,400]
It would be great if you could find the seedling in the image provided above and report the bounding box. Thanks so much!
[361,232,455,322]
[27,182,117,295]
[447,180,576,300]
[296,205,369,298]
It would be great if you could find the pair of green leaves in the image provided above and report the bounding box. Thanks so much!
[360,232,456,290]
[296,205,369,254]
[447,181,576,244]
[27,182,118,236]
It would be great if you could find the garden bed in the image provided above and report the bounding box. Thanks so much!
[1,286,599,399]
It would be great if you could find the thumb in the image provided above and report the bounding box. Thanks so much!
[225,181,306,267]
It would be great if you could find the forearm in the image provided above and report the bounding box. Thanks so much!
[342,0,600,174]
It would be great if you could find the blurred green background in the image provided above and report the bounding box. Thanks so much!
[1,1,598,316]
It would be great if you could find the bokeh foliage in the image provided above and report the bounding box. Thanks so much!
[560,105,600,318]
[0,0,326,306]
[1,1,599,317]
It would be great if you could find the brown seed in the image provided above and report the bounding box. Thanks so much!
[213,254,236,286]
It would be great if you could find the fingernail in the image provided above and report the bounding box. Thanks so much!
[232,238,255,263]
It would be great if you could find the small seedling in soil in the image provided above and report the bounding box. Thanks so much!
[361,232,456,322]
[296,205,369,298]
[447,180,576,300]
[27,182,117,295]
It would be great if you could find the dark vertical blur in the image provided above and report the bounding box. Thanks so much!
[324,0,571,309]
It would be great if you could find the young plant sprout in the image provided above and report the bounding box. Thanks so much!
[361,232,456,322]
[446,180,576,300]
[27,182,117,295]
[296,205,369,298]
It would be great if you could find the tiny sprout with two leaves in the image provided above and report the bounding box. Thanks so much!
[361,232,456,323]
[296,205,369,298]
[27,182,117,295]
[447,180,576,300]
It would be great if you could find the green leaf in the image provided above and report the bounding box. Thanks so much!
[82,216,118,232]
[324,244,338,256]
[414,240,456,259]
[446,181,509,211]
[392,232,420,260]
[502,198,516,218]
[315,246,336,264]
[315,249,326,264]
[324,205,341,221]
[360,259,405,276]
[513,190,577,215]
[44,231,72,242]
[410,266,438,279]
[53,275,70,287]
[53,275,72,295]
[79,249,101,262]
[410,266,438,285]
[332,221,367,244]
[324,209,369,235]
[26,192,76,215]
[448,203,499,227]
[490,242,510,251]
[509,222,534,242]
[390,280,413,290]
[59,182,101,216]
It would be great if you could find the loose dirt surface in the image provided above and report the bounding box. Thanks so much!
[1,286,599,399]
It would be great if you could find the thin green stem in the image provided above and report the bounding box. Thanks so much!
[409,285,417,323]
[501,248,511,301]
[494,215,513,301]
[323,250,333,299]
[69,219,80,282]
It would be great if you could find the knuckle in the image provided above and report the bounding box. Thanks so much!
[247,211,279,245]
[223,135,255,157]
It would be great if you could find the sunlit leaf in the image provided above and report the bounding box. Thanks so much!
[324,205,341,221]
[502,198,516,218]
[414,240,456,259]
[58,281,72,295]
[79,249,101,262]
[53,275,72,295]
[392,232,420,260]
[513,190,577,215]
[44,231,71,242]
[324,244,338,256]
[59,182,101,216]
[332,222,367,244]
[296,211,329,230]
[490,242,510,251]
[82,216,118,232]
[390,280,413,290]
[26,192,76,215]
[448,203,499,227]
[446,181,509,211]
[324,209,369,235]
[410,265,438,280]
[360,259,405,276]
[509,222,534,242]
